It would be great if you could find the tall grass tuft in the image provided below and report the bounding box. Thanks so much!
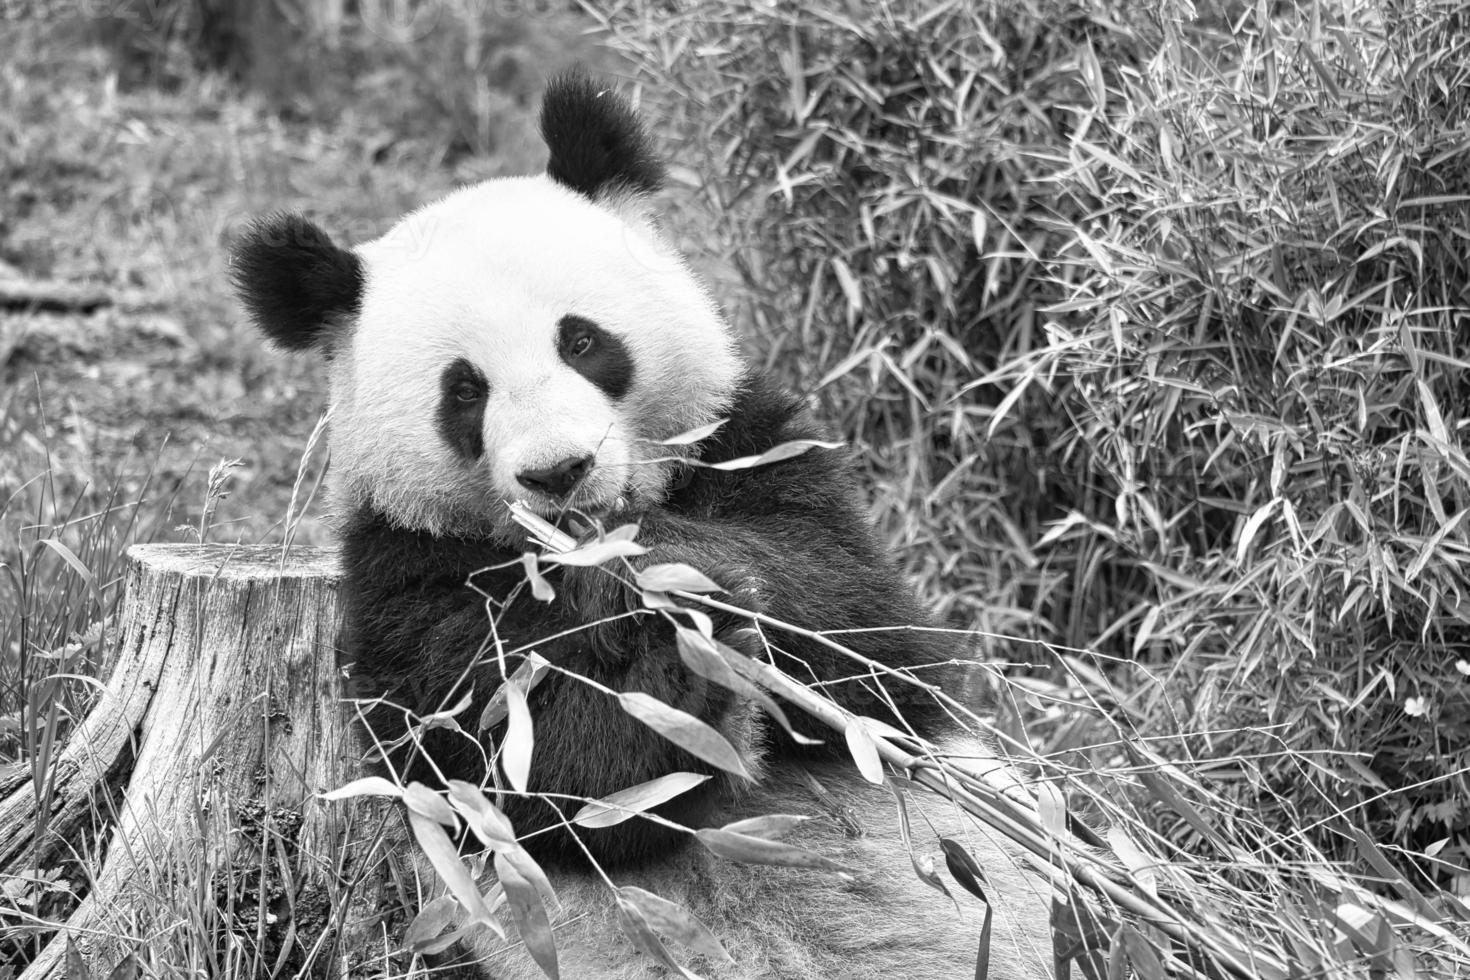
[0,387,180,762]
[600,0,1470,972]
[0,384,183,965]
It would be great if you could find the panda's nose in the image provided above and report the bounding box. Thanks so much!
[516,454,594,499]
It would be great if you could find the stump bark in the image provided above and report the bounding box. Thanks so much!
[1,543,380,978]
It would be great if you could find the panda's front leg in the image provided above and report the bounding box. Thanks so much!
[500,554,762,865]
[535,513,774,751]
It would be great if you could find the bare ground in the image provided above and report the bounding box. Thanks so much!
[1,18,590,547]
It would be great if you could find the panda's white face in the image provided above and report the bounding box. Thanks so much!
[328,175,740,541]
[233,74,738,540]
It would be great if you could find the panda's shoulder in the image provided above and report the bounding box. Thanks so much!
[675,372,859,512]
[699,372,842,469]
[705,373,822,459]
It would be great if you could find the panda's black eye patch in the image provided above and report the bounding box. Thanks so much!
[558,315,632,400]
[437,358,488,461]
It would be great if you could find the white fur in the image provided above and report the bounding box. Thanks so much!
[426,748,1053,979]
[328,176,741,540]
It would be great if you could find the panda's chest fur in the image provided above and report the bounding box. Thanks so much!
[335,376,822,866]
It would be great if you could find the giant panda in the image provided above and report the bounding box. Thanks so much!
[232,72,1050,979]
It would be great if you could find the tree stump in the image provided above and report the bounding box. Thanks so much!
[1,543,382,978]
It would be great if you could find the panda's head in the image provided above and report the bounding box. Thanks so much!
[233,72,741,541]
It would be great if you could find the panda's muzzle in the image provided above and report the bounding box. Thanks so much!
[516,453,594,499]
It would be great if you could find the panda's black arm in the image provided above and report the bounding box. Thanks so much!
[339,513,751,864]
[560,374,958,744]
[583,508,954,745]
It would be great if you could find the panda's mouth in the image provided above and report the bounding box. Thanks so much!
[506,502,624,551]
[510,492,624,529]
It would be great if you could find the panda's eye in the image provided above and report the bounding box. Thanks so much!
[568,333,596,358]
[557,314,632,400]
[453,382,482,403]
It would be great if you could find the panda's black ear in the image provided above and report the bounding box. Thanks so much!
[231,212,363,353]
[540,69,665,200]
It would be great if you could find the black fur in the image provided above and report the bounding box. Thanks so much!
[340,374,955,868]
[437,358,489,461]
[557,315,634,400]
[540,71,664,200]
[231,212,363,353]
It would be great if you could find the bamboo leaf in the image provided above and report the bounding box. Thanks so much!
[618,692,752,780]
[651,419,726,445]
[1417,378,1449,444]
[987,373,1034,438]
[1051,892,1109,980]
[480,654,551,731]
[1132,605,1161,656]
[321,775,403,801]
[446,780,518,850]
[1107,933,1130,980]
[703,439,843,471]
[496,850,560,980]
[1235,498,1280,566]
[419,690,473,732]
[844,717,885,784]
[719,813,811,839]
[617,886,735,965]
[974,902,994,980]
[503,681,534,793]
[940,838,989,904]
[405,895,468,955]
[636,563,725,594]
[521,551,555,602]
[696,827,851,873]
[573,772,711,829]
[1119,924,1165,980]
[830,256,863,314]
[673,629,820,746]
[1037,780,1067,842]
[614,895,705,979]
[407,811,504,938]
[890,785,953,903]
[487,844,557,910]
[543,537,648,566]
[403,782,458,827]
